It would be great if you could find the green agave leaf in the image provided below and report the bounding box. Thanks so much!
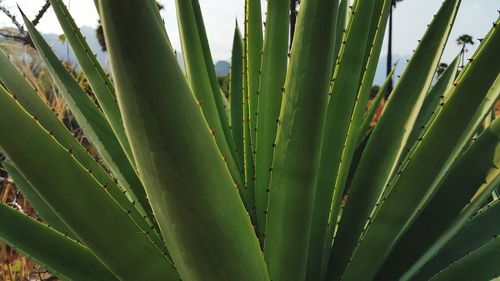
[244,88,257,223]
[314,0,376,226]
[407,177,500,281]
[21,13,154,224]
[190,0,238,165]
[221,90,231,124]
[309,0,390,279]
[477,108,496,136]
[355,0,392,103]
[384,45,496,205]
[254,0,289,243]
[343,130,373,202]
[318,129,374,278]
[397,55,460,165]
[0,49,108,185]
[326,0,461,278]
[400,113,500,281]
[332,0,349,75]
[242,16,257,221]
[413,199,500,280]
[352,0,392,128]
[230,24,245,175]
[2,162,75,238]
[47,0,135,168]
[240,0,262,218]
[98,1,268,280]
[263,0,338,279]
[175,0,246,206]
[340,12,499,281]
[0,84,178,281]
[428,236,500,281]
[316,3,392,277]
[245,0,263,149]
[377,110,500,280]
[0,49,163,250]
[0,203,118,281]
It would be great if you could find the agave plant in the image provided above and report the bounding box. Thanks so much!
[0,0,498,280]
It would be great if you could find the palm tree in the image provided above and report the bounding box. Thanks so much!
[456,34,474,68]
[386,0,403,96]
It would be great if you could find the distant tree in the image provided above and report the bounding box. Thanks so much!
[436,62,448,78]
[456,34,474,68]
[96,21,106,51]
[218,76,230,98]
[0,0,50,46]
[370,85,380,99]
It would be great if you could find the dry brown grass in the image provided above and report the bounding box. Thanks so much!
[0,180,58,281]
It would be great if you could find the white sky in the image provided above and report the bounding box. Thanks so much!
[0,0,498,63]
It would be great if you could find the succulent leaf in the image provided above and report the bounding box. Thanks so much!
[254,0,289,243]
[2,162,76,238]
[378,109,500,280]
[230,25,245,176]
[0,203,118,281]
[339,11,499,281]
[175,0,246,208]
[0,0,496,279]
[48,0,136,168]
[0,84,178,281]
[245,0,263,149]
[263,0,339,279]
[98,0,269,280]
[21,13,154,224]
[310,0,390,279]
[413,199,500,280]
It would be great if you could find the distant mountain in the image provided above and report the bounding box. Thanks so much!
[41,26,186,72]
[215,60,230,76]
[207,55,409,86]
[8,26,409,85]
